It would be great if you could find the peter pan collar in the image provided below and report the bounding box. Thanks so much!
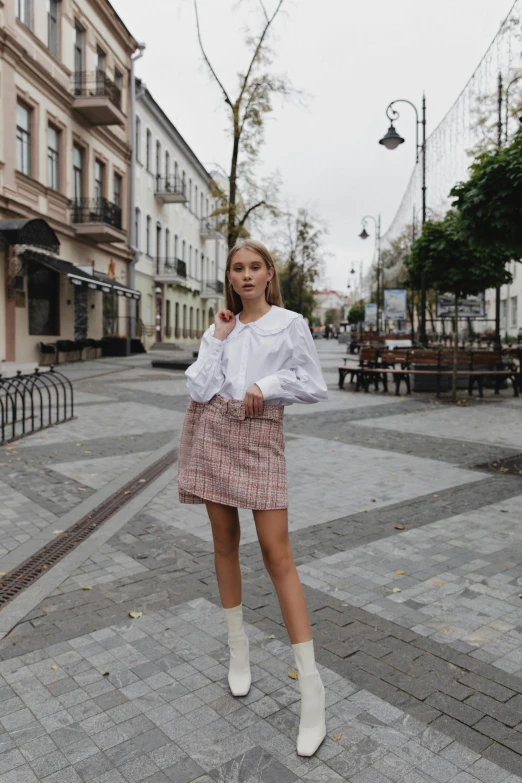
[235,305,301,336]
[209,306,302,343]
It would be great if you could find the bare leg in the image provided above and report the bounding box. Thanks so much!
[253,507,312,644]
[205,500,242,608]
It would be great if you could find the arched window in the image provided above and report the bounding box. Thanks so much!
[195,185,198,217]
[174,234,178,259]
[135,116,141,163]
[165,228,170,259]
[182,239,186,260]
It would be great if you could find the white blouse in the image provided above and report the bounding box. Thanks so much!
[185,305,328,406]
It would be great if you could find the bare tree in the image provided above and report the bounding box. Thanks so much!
[193,0,297,248]
[277,207,327,320]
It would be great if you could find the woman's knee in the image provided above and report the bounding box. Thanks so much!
[261,543,294,576]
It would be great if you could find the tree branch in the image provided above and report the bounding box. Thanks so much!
[238,200,267,228]
[238,0,284,105]
[258,0,269,22]
[193,0,233,107]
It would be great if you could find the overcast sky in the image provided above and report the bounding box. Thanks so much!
[111,0,515,291]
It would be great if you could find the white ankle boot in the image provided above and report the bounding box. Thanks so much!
[292,639,326,756]
[222,603,251,697]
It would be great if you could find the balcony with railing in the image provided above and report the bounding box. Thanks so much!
[71,71,124,125]
[71,197,125,243]
[155,258,188,284]
[200,279,225,299]
[200,216,222,240]
[155,175,188,204]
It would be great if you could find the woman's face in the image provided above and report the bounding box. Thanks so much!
[227,248,274,302]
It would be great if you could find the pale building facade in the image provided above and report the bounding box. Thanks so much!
[0,0,139,363]
[134,85,226,348]
[312,289,348,325]
[484,261,521,339]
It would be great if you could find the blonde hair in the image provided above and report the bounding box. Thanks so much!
[225,239,283,314]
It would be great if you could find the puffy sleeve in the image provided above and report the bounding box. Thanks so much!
[185,327,226,402]
[255,317,328,404]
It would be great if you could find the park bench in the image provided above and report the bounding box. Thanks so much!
[339,348,520,397]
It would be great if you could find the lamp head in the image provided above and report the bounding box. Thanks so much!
[379,123,405,150]
[359,228,370,240]
[350,267,356,274]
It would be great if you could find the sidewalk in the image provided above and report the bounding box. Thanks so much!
[0,340,521,782]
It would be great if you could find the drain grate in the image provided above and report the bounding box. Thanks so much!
[0,448,178,609]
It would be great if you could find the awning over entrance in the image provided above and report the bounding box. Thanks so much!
[0,219,60,251]
[18,247,141,300]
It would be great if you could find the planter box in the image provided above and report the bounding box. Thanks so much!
[101,338,131,357]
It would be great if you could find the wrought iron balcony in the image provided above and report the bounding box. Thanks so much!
[155,258,188,282]
[71,70,124,125]
[200,216,222,239]
[155,175,188,204]
[200,279,224,298]
[71,198,125,244]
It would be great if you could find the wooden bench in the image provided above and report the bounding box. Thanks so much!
[340,348,520,397]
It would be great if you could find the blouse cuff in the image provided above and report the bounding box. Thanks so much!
[255,373,283,400]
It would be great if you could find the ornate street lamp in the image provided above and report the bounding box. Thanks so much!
[359,215,381,334]
[380,95,427,345]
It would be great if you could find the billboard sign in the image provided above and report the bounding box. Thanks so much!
[436,293,485,318]
[384,289,407,321]
[365,303,377,324]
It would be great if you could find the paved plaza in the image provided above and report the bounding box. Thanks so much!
[0,340,522,782]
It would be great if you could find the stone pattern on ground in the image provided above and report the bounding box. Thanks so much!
[1,342,522,780]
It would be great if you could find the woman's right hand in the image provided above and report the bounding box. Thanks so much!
[214,309,236,341]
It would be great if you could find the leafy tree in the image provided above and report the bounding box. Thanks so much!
[407,209,514,401]
[324,308,341,327]
[277,207,326,321]
[451,131,522,256]
[194,0,298,248]
[348,303,365,325]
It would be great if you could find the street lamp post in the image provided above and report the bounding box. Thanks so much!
[359,216,381,333]
[379,95,427,345]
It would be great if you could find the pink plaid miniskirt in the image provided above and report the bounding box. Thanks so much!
[178,394,287,510]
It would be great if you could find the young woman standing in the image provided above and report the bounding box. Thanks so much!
[178,239,328,757]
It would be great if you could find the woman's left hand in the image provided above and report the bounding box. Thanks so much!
[244,384,264,417]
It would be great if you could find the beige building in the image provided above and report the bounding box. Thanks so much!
[312,289,348,325]
[0,0,140,364]
[133,84,226,349]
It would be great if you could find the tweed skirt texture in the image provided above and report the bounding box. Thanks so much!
[178,394,287,510]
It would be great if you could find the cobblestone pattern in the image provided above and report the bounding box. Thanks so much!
[2,600,522,783]
[298,493,522,665]
[50,544,149,596]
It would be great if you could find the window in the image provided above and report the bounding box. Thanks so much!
[146,129,152,171]
[165,151,170,178]
[174,235,178,259]
[195,185,198,217]
[73,145,83,201]
[182,239,186,261]
[195,249,198,279]
[206,197,209,217]
[47,0,59,56]
[94,160,105,201]
[189,245,192,276]
[156,223,162,260]
[73,22,84,89]
[114,69,123,92]
[17,0,32,27]
[134,207,140,251]
[182,170,186,196]
[16,103,31,176]
[201,193,204,219]
[135,116,141,162]
[165,228,170,258]
[174,161,179,186]
[156,141,161,182]
[512,296,518,327]
[28,263,59,335]
[95,46,106,76]
[146,215,151,255]
[47,126,59,191]
[189,178,192,210]
[113,173,122,207]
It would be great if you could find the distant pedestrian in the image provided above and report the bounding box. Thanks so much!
[324,324,331,340]
[178,239,328,758]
